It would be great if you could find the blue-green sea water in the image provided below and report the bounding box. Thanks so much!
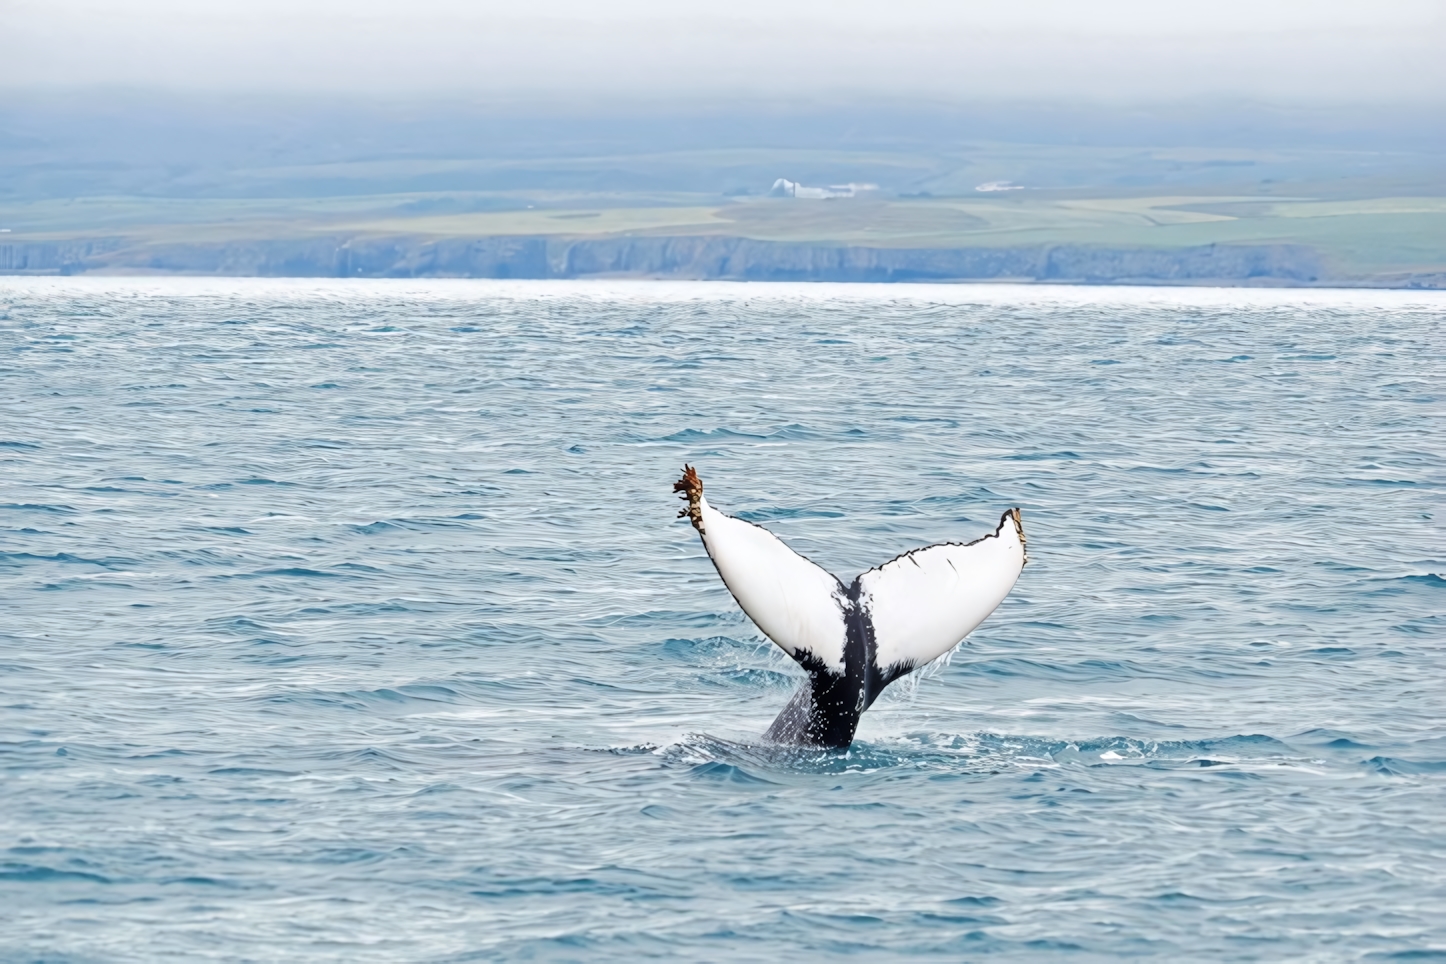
[1,278,1443,961]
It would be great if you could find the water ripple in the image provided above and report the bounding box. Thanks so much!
[1,278,1443,961]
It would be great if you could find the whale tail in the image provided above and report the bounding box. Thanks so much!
[674,465,1026,748]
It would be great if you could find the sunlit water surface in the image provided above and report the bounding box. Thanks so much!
[1,278,1443,961]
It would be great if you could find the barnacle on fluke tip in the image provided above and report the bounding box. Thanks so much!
[673,463,705,533]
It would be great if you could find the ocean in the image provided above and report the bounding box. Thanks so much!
[1,278,1442,961]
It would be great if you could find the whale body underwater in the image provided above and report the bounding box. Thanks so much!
[673,466,1027,749]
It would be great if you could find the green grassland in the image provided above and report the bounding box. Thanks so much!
[3,141,1444,283]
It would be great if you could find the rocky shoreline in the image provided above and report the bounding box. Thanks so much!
[2,233,1440,287]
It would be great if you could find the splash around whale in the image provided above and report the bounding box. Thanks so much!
[673,466,1027,749]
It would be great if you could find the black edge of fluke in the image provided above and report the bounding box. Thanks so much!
[858,506,1028,576]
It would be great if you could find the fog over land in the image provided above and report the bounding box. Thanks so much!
[5,0,1443,106]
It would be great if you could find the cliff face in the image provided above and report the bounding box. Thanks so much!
[0,233,1350,285]
[552,236,1326,284]
[0,238,130,274]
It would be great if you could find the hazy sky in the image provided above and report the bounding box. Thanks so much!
[5,0,1443,106]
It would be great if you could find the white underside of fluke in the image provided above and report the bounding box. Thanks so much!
[697,496,848,673]
[858,518,1026,674]
[693,490,1025,678]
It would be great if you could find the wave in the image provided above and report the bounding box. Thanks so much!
[639,730,1314,781]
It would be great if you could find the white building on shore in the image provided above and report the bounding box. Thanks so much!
[769,178,878,200]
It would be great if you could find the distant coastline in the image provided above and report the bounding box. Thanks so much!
[4,234,1442,288]
[6,97,1443,292]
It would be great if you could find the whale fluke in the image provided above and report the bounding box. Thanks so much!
[674,465,1026,749]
